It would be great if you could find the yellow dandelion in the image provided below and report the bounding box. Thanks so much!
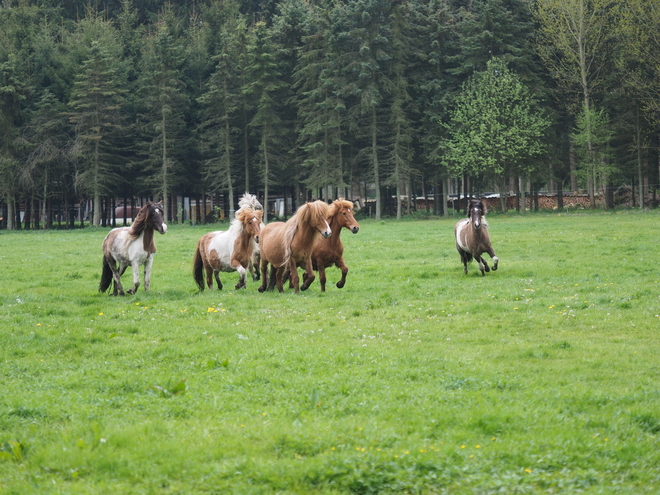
[36,323,42,326]
[461,445,466,449]
[525,468,532,473]
[99,312,104,316]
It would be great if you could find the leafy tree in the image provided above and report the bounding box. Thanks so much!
[535,0,615,204]
[444,58,549,211]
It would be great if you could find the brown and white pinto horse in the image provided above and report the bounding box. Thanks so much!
[258,201,331,293]
[311,198,360,291]
[192,207,263,291]
[455,198,499,276]
[99,202,168,295]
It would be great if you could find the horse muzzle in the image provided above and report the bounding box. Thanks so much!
[254,235,260,244]
[159,223,168,234]
[350,226,360,234]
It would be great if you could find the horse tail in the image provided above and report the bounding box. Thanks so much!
[99,257,113,293]
[193,244,205,292]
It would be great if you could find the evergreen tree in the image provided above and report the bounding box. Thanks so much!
[136,8,189,221]
[68,18,128,227]
[294,5,346,197]
[243,21,287,221]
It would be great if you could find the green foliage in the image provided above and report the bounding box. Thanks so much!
[444,58,550,179]
[1,214,660,491]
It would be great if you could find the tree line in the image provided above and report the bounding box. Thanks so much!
[1,0,658,229]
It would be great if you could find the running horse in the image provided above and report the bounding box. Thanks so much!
[258,201,331,293]
[99,202,168,295]
[310,198,360,291]
[192,204,263,291]
[455,198,499,276]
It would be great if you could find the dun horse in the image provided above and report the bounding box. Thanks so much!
[192,204,263,291]
[311,198,360,291]
[258,201,331,293]
[455,198,499,276]
[99,202,168,295]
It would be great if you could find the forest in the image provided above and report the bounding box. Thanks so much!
[0,0,658,228]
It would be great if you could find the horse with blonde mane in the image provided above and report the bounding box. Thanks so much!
[258,200,331,293]
[238,193,264,281]
[192,197,263,290]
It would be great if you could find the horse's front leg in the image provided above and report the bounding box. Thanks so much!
[127,261,141,294]
[143,256,156,291]
[233,261,247,289]
[475,255,488,276]
[316,258,327,292]
[486,247,499,271]
[300,258,316,292]
[335,257,349,289]
[288,259,301,293]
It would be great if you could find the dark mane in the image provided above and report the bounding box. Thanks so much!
[128,202,160,254]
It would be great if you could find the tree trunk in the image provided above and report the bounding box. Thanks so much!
[372,108,381,220]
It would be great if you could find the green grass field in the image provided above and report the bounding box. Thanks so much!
[1,211,659,494]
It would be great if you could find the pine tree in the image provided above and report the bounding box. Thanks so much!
[68,26,128,227]
[243,21,287,221]
[136,8,189,221]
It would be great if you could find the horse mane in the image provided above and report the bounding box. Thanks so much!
[238,193,263,211]
[232,207,258,234]
[128,203,152,239]
[280,201,329,265]
[329,198,354,218]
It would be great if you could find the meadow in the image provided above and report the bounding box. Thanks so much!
[0,210,659,494]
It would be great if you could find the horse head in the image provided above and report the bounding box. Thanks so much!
[468,199,485,230]
[149,202,168,235]
[309,200,332,238]
[237,207,263,243]
[332,198,360,234]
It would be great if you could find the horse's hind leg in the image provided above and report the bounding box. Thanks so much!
[214,270,223,290]
[300,259,315,292]
[258,259,269,292]
[111,263,127,296]
[459,250,471,275]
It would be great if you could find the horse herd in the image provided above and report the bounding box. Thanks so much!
[99,195,498,296]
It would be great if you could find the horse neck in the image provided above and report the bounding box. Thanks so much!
[327,214,344,246]
[234,227,253,255]
[141,226,156,254]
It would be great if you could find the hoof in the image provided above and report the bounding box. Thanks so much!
[258,285,266,293]
[336,281,345,289]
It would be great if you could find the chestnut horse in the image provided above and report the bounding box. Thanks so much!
[258,201,331,293]
[311,198,360,291]
[455,198,499,276]
[99,202,168,295]
[192,206,263,290]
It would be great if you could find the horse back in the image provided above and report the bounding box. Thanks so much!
[259,221,289,267]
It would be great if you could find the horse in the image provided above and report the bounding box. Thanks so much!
[310,198,360,291]
[258,200,331,293]
[238,193,264,281]
[455,198,499,276]
[99,202,168,295]
[192,206,263,291]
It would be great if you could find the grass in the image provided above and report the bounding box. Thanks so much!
[1,210,659,493]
